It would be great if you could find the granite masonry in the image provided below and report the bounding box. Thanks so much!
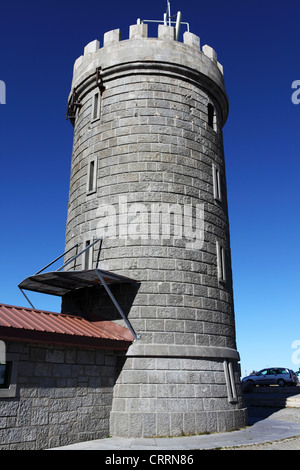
[0,341,118,449]
[62,20,248,438]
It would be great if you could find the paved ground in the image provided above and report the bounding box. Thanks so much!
[226,407,300,450]
[51,386,300,451]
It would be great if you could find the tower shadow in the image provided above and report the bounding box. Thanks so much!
[244,386,300,424]
[61,282,140,327]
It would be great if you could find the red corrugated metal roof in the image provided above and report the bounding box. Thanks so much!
[0,304,134,350]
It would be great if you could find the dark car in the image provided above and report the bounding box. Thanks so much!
[242,367,298,387]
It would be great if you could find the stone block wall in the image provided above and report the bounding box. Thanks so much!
[110,356,247,437]
[64,70,235,350]
[0,341,117,449]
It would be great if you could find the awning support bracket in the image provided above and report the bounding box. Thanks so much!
[19,286,35,309]
[95,269,140,341]
[18,238,140,341]
[35,242,81,275]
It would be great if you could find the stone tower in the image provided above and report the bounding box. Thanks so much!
[63,15,247,437]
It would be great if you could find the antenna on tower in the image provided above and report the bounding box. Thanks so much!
[175,11,182,40]
[164,1,171,26]
[137,1,189,40]
[164,1,182,39]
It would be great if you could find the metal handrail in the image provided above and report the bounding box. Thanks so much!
[34,243,80,275]
[56,238,102,272]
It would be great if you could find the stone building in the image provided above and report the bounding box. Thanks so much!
[0,304,133,449]
[62,16,247,437]
[0,12,247,449]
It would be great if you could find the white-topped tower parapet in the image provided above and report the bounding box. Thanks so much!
[68,22,227,126]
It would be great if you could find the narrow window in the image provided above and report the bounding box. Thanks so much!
[87,158,97,194]
[0,359,17,398]
[207,103,215,129]
[92,91,101,121]
[84,240,91,270]
[216,241,226,283]
[0,362,11,389]
[88,160,95,191]
[212,164,222,202]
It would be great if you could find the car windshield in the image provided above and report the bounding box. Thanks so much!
[257,370,267,376]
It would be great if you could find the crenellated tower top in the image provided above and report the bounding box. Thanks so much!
[68,20,228,126]
[74,23,223,75]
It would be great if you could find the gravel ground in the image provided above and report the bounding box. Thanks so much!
[225,406,300,450]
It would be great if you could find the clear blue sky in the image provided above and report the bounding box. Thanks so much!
[0,0,299,376]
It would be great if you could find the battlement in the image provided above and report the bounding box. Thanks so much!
[74,23,223,76]
[69,22,228,124]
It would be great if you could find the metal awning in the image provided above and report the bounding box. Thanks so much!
[18,269,138,297]
[18,269,139,340]
[18,239,140,340]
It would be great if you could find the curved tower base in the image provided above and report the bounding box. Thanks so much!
[110,346,247,438]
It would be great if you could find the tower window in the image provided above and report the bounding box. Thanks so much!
[84,240,92,270]
[207,103,216,130]
[92,91,101,121]
[87,158,97,194]
[216,241,226,283]
[212,164,222,202]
